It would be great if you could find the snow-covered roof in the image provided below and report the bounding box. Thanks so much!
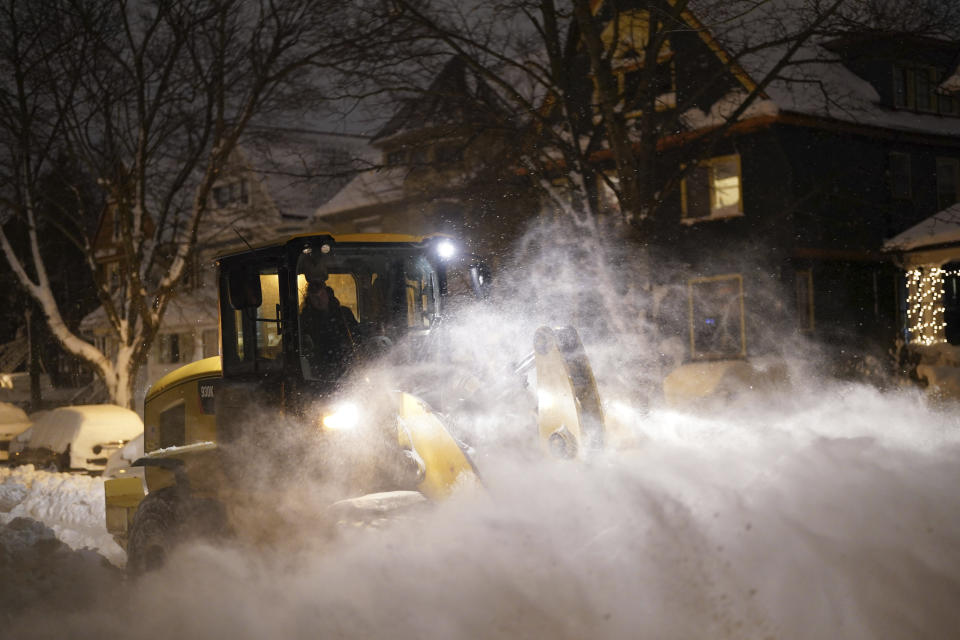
[884,204,960,251]
[687,1,960,138]
[239,128,375,219]
[313,167,407,219]
[763,47,960,138]
[79,285,219,333]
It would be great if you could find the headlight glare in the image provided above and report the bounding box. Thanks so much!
[321,402,360,431]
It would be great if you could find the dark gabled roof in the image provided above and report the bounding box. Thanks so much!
[372,56,510,144]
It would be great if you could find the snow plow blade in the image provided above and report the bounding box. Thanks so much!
[533,326,607,458]
[104,476,146,550]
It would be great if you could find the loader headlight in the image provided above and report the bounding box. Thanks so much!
[321,402,360,432]
[435,240,456,260]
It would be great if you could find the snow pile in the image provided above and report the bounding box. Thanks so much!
[0,517,121,624]
[0,465,124,566]
[911,343,960,401]
[1,381,959,638]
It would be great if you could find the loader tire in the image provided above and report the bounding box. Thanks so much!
[126,488,178,577]
[126,488,230,577]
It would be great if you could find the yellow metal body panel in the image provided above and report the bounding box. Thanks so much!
[146,356,222,403]
[396,392,476,500]
[103,476,146,549]
[143,358,221,494]
[534,327,607,458]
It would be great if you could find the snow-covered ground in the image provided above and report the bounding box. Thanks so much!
[1,378,959,639]
[0,465,124,626]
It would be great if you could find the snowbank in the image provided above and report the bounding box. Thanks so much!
[0,381,958,638]
[0,466,124,566]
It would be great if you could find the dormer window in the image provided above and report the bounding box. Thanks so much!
[385,149,406,166]
[435,144,464,164]
[893,64,959,116]
[213,179,249,208]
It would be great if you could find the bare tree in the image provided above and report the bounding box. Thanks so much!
[383,1,864,226]
[0,0,397,407]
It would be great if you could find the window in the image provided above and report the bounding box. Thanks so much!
[889,152,912,199]
[936,158,959,210]
[221,266,283,371]
[158,333,181,364]
[183,256,206,290]
[893,64,959,115]
[688,274,746,359]
[404,257,437,328]
[202,329,219,358]
[104,262,121,289]
[212,179,249,208]
[255,271,282,360]
[435,144,464,164]
[681,155,743,222]
[622,59,676,116]
[158,332,195,364]
[600,9,670,64]
[409,147,428,165]
[158,404,185,449]
[386,149,406,166]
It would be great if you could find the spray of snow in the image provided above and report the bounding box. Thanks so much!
[2,221,960,637]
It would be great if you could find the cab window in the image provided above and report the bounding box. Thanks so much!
[222,264,284,372]
[405,257,437,328]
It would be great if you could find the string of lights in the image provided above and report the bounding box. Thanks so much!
[906,266,960,346]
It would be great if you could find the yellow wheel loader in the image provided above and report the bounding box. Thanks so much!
[104,233,609,574]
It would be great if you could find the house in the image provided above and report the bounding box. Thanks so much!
[81,127,369,407]
[312,56,538,262]
[315,6,960,378]
[593,9,960,371]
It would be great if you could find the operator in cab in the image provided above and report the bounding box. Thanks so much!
[299,265,358,384]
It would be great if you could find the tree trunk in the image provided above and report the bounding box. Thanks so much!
[27,308,42,411]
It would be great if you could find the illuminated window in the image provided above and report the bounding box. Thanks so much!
[256,272,282,360]
[600,10,670,64]
[681,155,743,222]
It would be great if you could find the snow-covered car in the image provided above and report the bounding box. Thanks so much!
[11,404,143,474]
[0,401,32,462]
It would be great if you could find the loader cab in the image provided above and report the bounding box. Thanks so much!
[218,234,480,412]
